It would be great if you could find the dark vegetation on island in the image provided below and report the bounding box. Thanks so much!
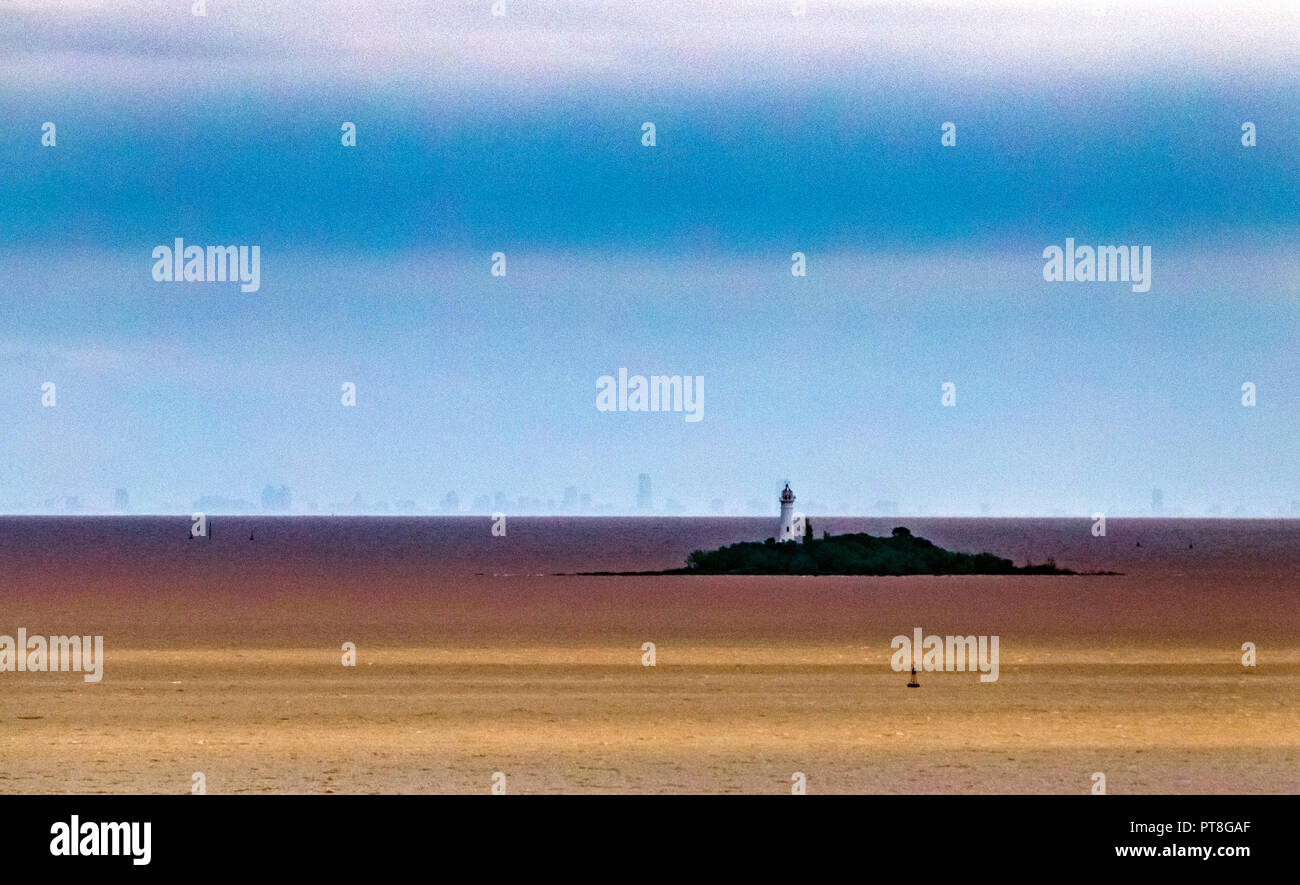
[576,526,1109,576]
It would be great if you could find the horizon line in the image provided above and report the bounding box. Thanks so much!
[1,513,1296,521]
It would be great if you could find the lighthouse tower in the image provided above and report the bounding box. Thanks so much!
[778,483,799,542]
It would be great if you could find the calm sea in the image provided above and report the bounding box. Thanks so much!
[1,517,1297,597]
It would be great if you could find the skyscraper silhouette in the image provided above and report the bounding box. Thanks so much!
[637,474,652,511]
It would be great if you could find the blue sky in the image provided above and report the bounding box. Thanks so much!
[1,1,1297,515]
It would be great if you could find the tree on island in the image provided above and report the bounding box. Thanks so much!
[680,526,1076,576]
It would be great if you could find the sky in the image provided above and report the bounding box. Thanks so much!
[1,0,1298,516]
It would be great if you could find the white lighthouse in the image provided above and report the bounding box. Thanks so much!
[778,483,800,542]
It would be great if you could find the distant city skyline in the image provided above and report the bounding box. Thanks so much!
[3,477,1297,519]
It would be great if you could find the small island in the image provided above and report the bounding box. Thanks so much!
[676,527,1076,576]
[573,487,1100,577]
[576,527,1081,577]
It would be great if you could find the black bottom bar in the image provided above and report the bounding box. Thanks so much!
[0,795,1280,872]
